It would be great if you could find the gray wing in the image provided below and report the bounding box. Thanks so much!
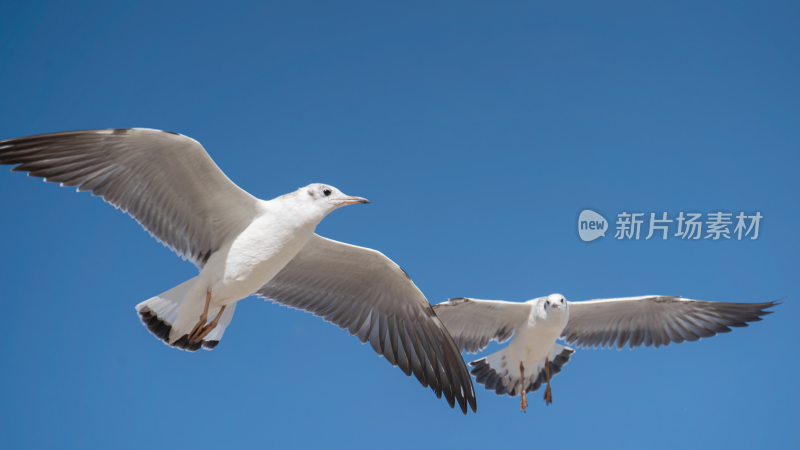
[561,295,778,350]
[0,128,258,267]
[433,298,531,354]
[256,234,477,414]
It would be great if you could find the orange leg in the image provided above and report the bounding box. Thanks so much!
[543,357,553,406]
[520,361,528,413]
[188,290,212,343]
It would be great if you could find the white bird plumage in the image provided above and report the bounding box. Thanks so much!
[0,128,476,414]
[434,293,777,411]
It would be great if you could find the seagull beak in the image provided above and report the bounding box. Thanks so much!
[339,196,370,205]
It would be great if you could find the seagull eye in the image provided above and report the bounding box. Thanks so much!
[323,189,331,196]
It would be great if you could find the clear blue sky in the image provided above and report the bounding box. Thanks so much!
[1,1,797,449]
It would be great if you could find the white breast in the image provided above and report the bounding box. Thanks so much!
[508,303,570,362]
[199,200,319,305]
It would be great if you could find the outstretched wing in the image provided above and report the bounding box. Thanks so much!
[433,298,531,354]
[0,129,258,267]
[562,295,778,350]
[256,234,477,414]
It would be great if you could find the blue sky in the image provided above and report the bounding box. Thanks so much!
[0,1,797,448]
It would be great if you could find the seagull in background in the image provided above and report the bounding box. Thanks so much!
[0,128,476,414]
[434,294,777,412]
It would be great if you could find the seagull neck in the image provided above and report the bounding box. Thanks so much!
[261,198,329,230]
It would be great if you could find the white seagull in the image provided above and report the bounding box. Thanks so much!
[434,294,777,412]
[0,128,477,414]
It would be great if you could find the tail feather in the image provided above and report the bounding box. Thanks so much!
[135,277,235,352]
[469,344,575,397]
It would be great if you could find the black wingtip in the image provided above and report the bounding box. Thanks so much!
[468,391,478,413]
[430,383,442,399]
[443,387,456,409]
[765,299,783,309]
[751,299,781,317]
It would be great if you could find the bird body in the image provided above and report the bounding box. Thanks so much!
[435,293,777,411]
[140,190,328,348]
[502,298,568,368]
[0,128,476,413]
[433,295,572,402]
[199,193,328,307]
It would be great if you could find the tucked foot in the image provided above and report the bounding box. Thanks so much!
[193,322,217,342]
[191,304,227,343]
[187,319,207,343]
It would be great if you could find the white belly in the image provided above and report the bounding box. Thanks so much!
[198,212,316,306]
[508,307,569,364]
[508,324,563,363]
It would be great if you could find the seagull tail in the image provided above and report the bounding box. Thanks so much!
[134,277,236,352]
[468,344,575,398]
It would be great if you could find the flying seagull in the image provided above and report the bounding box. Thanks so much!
[434,294,777,412]
[0,128,477,414]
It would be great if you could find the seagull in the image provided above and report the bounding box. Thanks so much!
[434,294,777,412]
[0,128,477,414]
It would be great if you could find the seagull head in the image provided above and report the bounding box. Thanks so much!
[543,293,568,314]
[300,183,370,213]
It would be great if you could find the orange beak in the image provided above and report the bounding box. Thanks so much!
[340,196,370,205]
